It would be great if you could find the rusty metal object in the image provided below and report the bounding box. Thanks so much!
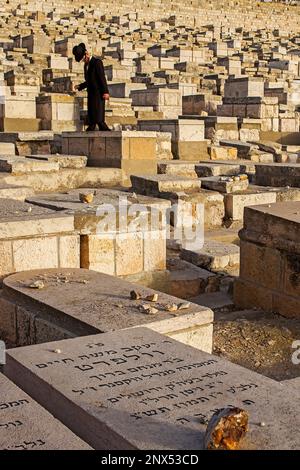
[204,407,249,450]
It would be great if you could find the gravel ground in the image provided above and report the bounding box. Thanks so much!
[213,309,300,381]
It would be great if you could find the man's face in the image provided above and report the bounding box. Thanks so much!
[83,52,90,64]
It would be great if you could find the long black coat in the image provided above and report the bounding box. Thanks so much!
[78,56,109,125]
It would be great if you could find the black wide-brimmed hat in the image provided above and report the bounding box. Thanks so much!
[72,42,86,62]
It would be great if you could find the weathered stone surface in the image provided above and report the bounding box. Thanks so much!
[28,154,87,169]
[209,145,238,161]
[0,156,59,174]
[182,241,240,272]
[200,176,249,194]
[4,328,300,450]
[224,188,277,220]
[235,202,300,318]
[165,258,220,299]
[0,199,79,278]
[62,131,161,177]
[158,161,198,178]
[0,167,123,192]
[2,268,213,352]
[0,374,90,450]
[138,118,208,160]
[131,174,201,196]
[284,377,300,391]
[169,190,225,229]
[0,199,75,239]
[0,184,33,201]
[26,188,170,233]
[255,163,300,188]
[195,163,241,177]
[0,142,15,155]
[27,189,168,276]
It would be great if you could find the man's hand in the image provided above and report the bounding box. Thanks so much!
[73,84,80,92]
[103,93,110,101]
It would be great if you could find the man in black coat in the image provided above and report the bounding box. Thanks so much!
[73,43,110,131]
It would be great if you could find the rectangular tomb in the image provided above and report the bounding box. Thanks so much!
[255,163,300,188]
[0,199,79,280]
[62,130,160,178]
[26,188,169,276]
[200,176,249,194]
[4,328,300,450]
[0,373,90,450]
[138,118,208,160]
[1,268,213,353]
[130,175,224,229]
[234,201,300,317]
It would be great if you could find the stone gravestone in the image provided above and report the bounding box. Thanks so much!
[5,328,300,450]
[0,373,91,450]
[1,268,213,352]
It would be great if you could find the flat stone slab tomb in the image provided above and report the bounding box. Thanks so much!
[4,328,300,450]
[1,268,213,352]
[0,373,90,450]
[62,130,160,177]
[26,188,170,275]
[200,176,249,193]
[255,163,300,188]
[130,175,224,229]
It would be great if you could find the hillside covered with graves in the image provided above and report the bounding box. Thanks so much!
[0,0,299,451]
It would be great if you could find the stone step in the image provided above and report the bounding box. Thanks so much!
[181,240,240,274]
[261,185,300,203]
[0,167,123,192]
[0,184,34,201]
[189,291,235,313]
[146,188,224,229]
[200,176,249,193]
[0,156,59,174]
[27,154,88,169]
[249,140,282,155]
[130,174,201,196]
